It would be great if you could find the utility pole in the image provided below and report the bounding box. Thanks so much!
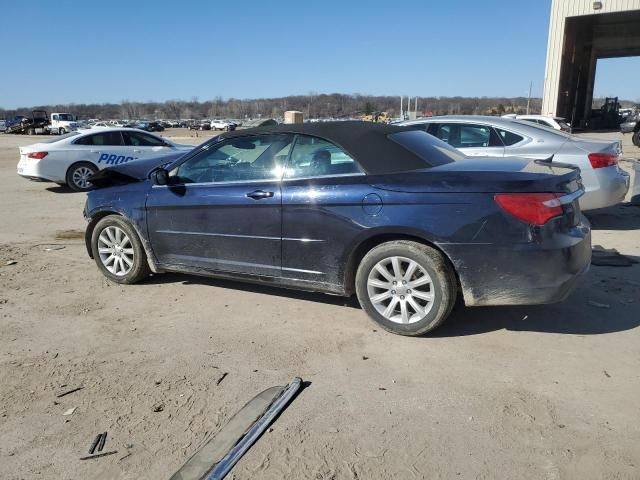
[526,81,532,114]
[415,97,418,117]
[400,96,403,120]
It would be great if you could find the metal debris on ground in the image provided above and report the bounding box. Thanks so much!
[62,407,77,416]
[169,377,302,480]
[44,246,66,251]
[79,450,118,461]
[56,386,83,398]
[591,246,638,267]
[5,260,17,266]
[97,431,107,452]
[215,372,228,386]
[88,434,102,455]
[588,300,611,309]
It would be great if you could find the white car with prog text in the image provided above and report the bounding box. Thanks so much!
[17,128,193,191]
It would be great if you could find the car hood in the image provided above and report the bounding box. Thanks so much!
[89,152,185,188]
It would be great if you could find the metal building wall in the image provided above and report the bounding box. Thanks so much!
[542,0,640,117]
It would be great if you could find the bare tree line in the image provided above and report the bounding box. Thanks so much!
[1,93,547,120]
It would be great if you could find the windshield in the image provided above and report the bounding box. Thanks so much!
[388,130,464,166]
[57,114,75,121]
[43,132,80,143]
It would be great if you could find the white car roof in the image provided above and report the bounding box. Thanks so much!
[514,114,566,121]
[70,127,172,143]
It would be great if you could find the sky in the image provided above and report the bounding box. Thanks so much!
[1,0,639,108]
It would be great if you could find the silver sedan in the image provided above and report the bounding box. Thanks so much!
[398,115,630,211]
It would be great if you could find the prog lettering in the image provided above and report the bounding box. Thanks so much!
[98,153,136,165]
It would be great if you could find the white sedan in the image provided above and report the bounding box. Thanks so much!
[17,128,193,191]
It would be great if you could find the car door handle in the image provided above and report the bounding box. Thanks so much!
[246,190,274,200]
[90,150,101,153]
[133,149,142,153]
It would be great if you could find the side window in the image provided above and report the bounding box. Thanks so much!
[285,135,362,178]
[521,118,538,125]
[495,128,524,146]
[74,132,124,146]
[124,131,166,147]
[459,124,503,148]
[171,134,294,184]
[433,124,451,143]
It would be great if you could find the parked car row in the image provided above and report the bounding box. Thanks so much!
[187,119,241,131]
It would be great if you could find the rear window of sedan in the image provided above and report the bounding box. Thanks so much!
[388,130,464,166]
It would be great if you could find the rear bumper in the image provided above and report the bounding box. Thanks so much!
[17,159,65,183]
[439,218,592,306]
[580,167,630,211]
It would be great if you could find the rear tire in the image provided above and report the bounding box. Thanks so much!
[59,128,65,135]
[66,162,98,192]
[632,130,640,147]
[90,215,150,284]
[355,241,457,336]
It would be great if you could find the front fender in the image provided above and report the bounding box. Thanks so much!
[84,184,160,273]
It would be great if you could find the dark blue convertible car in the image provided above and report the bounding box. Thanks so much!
[84,122,591,335]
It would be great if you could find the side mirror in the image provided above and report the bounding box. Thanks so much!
[152,168,170,185]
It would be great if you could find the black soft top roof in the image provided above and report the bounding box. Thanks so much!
[216,121,428,174]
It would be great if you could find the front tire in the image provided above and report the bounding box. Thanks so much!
[58,128,65,135]
[91,216,150,284]
[355,241,457,336]
[66,162,98,192]
[632,130,640,147]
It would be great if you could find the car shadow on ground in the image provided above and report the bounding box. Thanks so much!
[45,185,75,194]
[586,203,640,231]
[433,295,640,337]
[146,259,640,337]
[145,272,362,309]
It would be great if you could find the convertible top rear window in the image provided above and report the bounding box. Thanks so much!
[388,130,463,167]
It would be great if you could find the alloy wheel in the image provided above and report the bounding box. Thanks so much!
[366,256,435,324]
[97,226,134,276]
[72,166,94,190]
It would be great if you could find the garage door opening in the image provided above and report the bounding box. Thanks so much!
[542,3,640,131]
[589,57,640,129]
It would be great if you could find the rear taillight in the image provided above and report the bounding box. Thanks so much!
[588,152,617,169]
[27,151,48,160]
[494,193,563,226]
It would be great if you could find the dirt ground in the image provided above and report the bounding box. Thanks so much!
[0,128,639,480]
